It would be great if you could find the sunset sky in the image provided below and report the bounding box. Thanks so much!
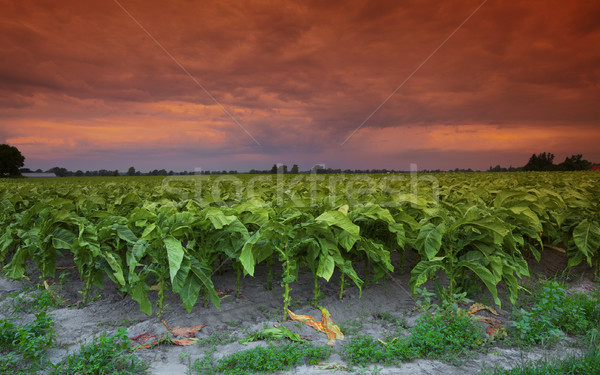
[1,0,599,172]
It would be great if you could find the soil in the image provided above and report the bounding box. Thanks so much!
[0,247,594,374]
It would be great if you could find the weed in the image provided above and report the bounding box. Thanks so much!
[50,328,148,375]
[0,312,55,373]
[479,348,600,375]
[410,308,484,361]
[414,286,437,312]
[343,307,484,365]
[196,329,238,347]
[510,281,600,346]
[338,318,364,336]
[194,342,331,374]
[8,285,64,314]
[226,319,242,327]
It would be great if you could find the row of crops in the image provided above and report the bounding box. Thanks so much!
[1,172,599,317]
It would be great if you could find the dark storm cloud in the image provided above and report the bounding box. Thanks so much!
[1,0,599,170]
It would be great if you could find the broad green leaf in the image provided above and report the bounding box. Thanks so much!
[316,211,360,239]
[316,252,335,281]
[179,257,220,312]
[52,228,75,250]
[203,207,236,229]
[409,260,444,295]
[115,224,138,244]
[130,281,152,315]
[104,252,126,286]
[572,219,600,266]
[165,236,185,284]
[457,260,500,307]
[415,223,445,260]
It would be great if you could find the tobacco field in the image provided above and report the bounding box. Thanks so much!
[1,171,599,319]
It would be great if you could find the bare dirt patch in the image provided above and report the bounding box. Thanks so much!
[0,249,594,374]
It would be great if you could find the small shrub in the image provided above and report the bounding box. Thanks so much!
[195,342,331,374]
[343,307,484,365]
[0,312,54,373]
[410,308,485,359]
[479,348,600,375]
[50,328,147,375]
[511,281,600,345]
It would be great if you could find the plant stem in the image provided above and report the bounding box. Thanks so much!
[235,264,242,298]
[83,268,94,305]
[281,246,291,321]
[313,275,320,306]
[157,278,165,319]
[364,257,370,288]
[339,273,345,300]
[266,257,273,290]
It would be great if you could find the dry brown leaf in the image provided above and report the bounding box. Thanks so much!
[467,303,499,316]
[472,315,502,325]
[287,308,344,346]
[162,320,206,337]
[171,338,198,346]
[486,324,507,338]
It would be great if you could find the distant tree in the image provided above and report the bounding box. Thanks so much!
[74,170,84,177]
[523,152,555,171]
[127,166,136,176]
[35,168,43,173]
[47,167,70,177]
[270,164,278,174]
[559,154,592,171]
[0,144,25,177]
[290,164,299,174]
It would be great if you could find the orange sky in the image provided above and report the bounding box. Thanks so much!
[1,0,599,171]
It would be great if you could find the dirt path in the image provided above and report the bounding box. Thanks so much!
[0,251,591,374]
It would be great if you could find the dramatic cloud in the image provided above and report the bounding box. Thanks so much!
[1,0,599,171]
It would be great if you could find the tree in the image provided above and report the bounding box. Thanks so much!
[523,152,555,171]
[559,154,592,171]
[0,144,25,177]
[290,164,299,174]
[127,166,136,176]
[270,164,278,174]
[47,167,70,177]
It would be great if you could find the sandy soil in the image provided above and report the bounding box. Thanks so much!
[0,248,593,374]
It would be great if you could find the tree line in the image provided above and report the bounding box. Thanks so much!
[1,143,597,178]
[488,153,594,172]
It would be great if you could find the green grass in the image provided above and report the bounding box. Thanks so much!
[194,342,332,374]
[479,349,600,375]
[50,328,148,375]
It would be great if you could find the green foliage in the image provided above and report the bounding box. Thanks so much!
[510,281,600,345]
[409,308,486,359]
[342,307,485,365]
[50,328,148,375]
[342,335,418,366]
[479,348,600,375]
[0,144,25,177]
[196,329,239,347]
[8,285,64,314]
[0,312,54,373]
[1,172,600,317]
[194,342,332,374]
[239,325,304,344]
